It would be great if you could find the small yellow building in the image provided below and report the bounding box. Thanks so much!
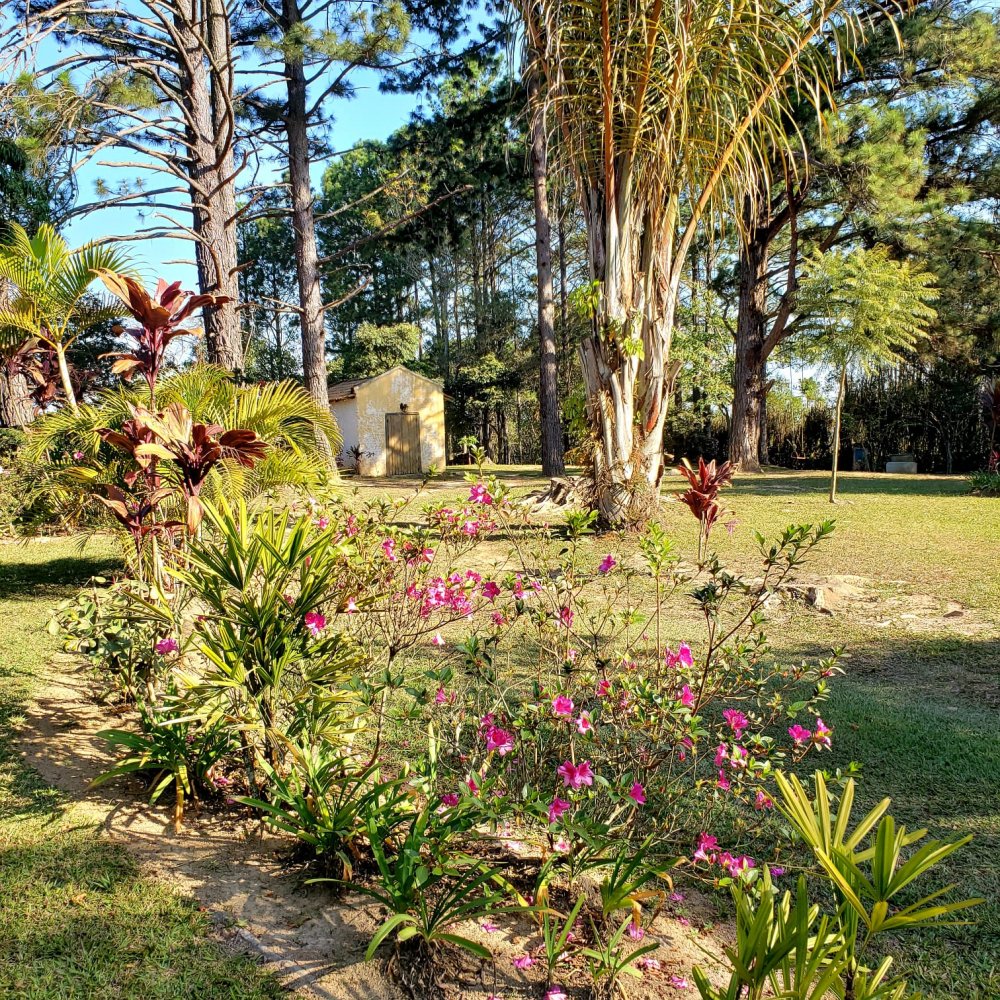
[328,366,446,476]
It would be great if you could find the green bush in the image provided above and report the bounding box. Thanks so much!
[969,469,1000,495]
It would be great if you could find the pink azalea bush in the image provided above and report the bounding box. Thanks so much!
[71,462,849,988]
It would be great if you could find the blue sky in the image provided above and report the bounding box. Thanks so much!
[63,67,424,287]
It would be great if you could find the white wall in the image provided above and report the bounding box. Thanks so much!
[330,398,359,469]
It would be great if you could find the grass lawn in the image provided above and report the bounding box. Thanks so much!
[0,468,996,998]
[0,538,285,999]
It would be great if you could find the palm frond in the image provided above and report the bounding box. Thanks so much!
[22,364,339,508]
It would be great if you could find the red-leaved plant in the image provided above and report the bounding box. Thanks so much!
[100,402,267,533]
[97,270,229,405]
[676,457,735,559]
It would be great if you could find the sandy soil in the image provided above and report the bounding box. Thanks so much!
[17,655,732,1000]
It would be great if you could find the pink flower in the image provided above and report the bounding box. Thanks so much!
[314,516,329,530]
[512,954,534,970]
[380,538,397,561]
[669,892,685,902]
[628,920,645,940]
[481,920,499,933]
[678,685,695,708]
[440,793,459,807]
[431,633,445,646]
[637,957,661,972]
[598,554,616,574]
[490,611,507,626]
[596,679,612,697]
[467,775,480,793]
[722,708,749,738]
[469,483,493,505]
[544,989,568,1000]
[665,642,695,668]
[558,606,574,629]
[72,450,85,461]
[548,796,571,823]
[769,866,785,878]
[481,580,501,601]
[788,724,812,746]
[343,597,358,614]
[551,695,574,717]
[814,718,833,749]
[576,713,594,735]
[304,611,326,637]
[714,743,728,768]
[628,781,646,805]
[755,789,774,810]
[485,726,514,756]
[434,687,448,705]
[155,637,178,655]
[558,760,594,789]
[693,833,718,863]
[725,854,756,878]
[554,836,570,853]
[668,975,690,989]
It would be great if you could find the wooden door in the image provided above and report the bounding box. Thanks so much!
[385,412,421,475]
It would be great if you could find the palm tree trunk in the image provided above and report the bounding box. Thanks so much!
[578,284,678,528]
[55,345,77,411]
[830,363,847,503]
[528,74,565,478]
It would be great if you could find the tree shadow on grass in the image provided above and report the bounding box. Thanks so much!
[771,633,1000,999]
[0,551,121,601]
[713,471,973,499]
[0,834,286,999]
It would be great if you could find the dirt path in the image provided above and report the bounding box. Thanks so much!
[17,655,731,999]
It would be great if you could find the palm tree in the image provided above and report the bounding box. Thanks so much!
[0,223,129,410]
[513,0,886,525]
[795,245,937,502]
[22,364,342,517]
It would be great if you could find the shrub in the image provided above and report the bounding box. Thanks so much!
[969,469,1000,496]
[51,579,165,702]
[58,463,978,997]
[166,499,365,792]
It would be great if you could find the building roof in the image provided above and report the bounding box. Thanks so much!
[327,377,368,403]
[327,366,444,404]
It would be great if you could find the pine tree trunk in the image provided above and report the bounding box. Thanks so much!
[0,367,34,427]
[758,363,770,466]
[282,1,327,411]
[178,0,243,373]
[528,76,565,477]
[730,201,770,473]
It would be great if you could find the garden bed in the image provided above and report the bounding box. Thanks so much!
[17,655,732,999]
